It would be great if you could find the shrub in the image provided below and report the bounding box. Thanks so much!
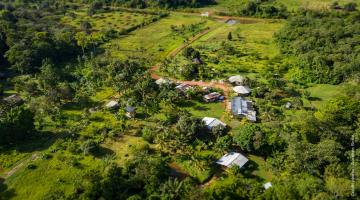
[26,164,37,170]
[142,127,155,143]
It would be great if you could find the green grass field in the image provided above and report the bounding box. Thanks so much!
[103,12,220,63]
[181,19,284,78]
[61,9,151,33]
[305,84,346,108]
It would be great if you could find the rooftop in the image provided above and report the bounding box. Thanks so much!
[264,182,273,190]
[175,83,193,92]
[231,97,256,121]
[228,75,245,84]
[156,78,173,85]
[125,105,135,112]
[233,86,251,94]
[216,152,249,168]
[204,92,221,100]
[202,117,226,129]
[105,100,119,108]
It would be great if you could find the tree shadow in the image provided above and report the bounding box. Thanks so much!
[194,105,209,111]
[1,131,63,154]
[177,100,196,108]
[308,97,322,101]
[0,178,16,199]
[241,160,265,182]
[93,146,115,158]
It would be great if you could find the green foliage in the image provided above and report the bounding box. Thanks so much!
[233,124,266,153]
[0,106,35,145]
[0,6,80,73]
[237,0,289,19]
[113,0,216,8]
[276,10,360,84]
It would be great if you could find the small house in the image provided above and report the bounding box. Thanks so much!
[192,58,202,64]
[203,92,222,103]
[3,94,23,107]
[231,97,256,122]
[285,102,292,109]
[202,117,226,130]
[105,100,119,109]
[155,78,173,86]
[201,12,209,17]
[175,83,193,93]
[264,182,273,190]
[233,86,251,96]
[125,105,136,118]
[216,152,249,168]
[228,75,246,86]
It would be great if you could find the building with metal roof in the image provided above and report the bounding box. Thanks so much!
[231,97,256,122]
[216,152,249,168]
[203,92,222,102]
[155,78,173,86]
[202,117,226,130]
[228,75,245,85]
[105,100,119,109]
[233,86,251,95]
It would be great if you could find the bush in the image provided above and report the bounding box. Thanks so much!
[26,164,37,170]
[80,139,99,155]
[41,153,53,160]
[142,127,155,143]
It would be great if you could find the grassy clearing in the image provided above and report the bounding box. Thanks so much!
[306,84,345,108]
[101,135,149,165]
[184,19,284,78]
[179,100,225,119]
[4,151,101,200]
[104,13,220,63]
[247,154,273,181]
[61,10,151,33]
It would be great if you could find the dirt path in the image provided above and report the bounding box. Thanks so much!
[168,27,213,57]
[3,153,39,179]
[150,25,232,112]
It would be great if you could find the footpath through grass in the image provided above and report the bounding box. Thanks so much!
[104,12,220,63]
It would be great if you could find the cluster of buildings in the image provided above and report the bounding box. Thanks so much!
[228,75,257,122]
[201,117,250,169]
[105,100,136,118]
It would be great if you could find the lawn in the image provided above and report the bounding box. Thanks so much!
[306,84,346,108]
[103,12,220,63]
[179,100,226,120]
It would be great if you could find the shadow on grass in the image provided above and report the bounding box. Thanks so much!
[93,146,116,158]
[308,97,322,101]
[1,131,60,154]
[0,177,16,199]
[194,105,210,111]
[177,100,196,108]
[241,160,265,182]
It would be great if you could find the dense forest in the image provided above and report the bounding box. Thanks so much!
[276,10,360,84]
[0,0,359,200]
